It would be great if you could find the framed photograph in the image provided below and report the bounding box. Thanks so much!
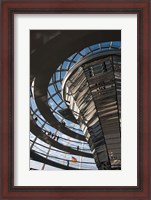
[1,0,150,199]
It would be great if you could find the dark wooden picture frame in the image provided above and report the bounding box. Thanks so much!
[1,0,150,199]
